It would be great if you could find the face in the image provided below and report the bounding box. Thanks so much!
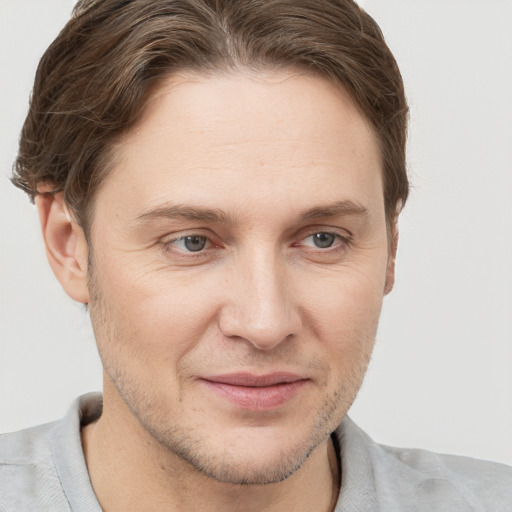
[86,71,393,485]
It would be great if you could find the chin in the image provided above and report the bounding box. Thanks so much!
[145,409,339,486]
[171,437,317,485]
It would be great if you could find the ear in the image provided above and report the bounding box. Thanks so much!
[384,202,401,295]
[35,189,89,303]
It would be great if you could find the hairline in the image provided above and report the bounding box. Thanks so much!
[79,64,392,243]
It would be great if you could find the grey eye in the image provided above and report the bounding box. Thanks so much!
[183,235,207,252]
[312,232,336,248]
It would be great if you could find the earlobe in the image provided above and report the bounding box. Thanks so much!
[35,190,89,303]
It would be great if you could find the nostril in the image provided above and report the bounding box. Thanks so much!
[218,308,297,351]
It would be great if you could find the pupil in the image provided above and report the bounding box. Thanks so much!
[313,233,335,248]
[184,236,206,252]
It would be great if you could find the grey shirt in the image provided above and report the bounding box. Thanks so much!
[1,393,511,511]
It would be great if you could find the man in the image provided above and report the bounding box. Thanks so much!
[1,0,511,510]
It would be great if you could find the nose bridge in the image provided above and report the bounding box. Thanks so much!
[219,245,298,350]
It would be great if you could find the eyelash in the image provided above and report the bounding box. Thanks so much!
[160,234,217,259]
[161,229,351,258]
[294,231,351,250]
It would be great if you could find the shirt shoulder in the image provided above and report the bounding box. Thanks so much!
[335,417,512,512]
[379,443,512,510]
[0,421,71,511]
[0,393,102,512]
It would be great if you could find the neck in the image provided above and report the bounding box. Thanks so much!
[81,386,340,512]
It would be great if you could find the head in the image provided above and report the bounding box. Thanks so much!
[13,0,408,485]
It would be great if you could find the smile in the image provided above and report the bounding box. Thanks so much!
[199,373,309,411]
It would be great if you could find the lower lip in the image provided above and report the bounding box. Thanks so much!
[200,380,308,411]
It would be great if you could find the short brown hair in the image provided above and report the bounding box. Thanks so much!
[12,0,408,235]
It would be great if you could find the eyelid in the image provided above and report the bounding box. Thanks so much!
[294,225,352,245]
[297,232,349,249]
[160,230,220,256]
[158,226,352,259]
[173,235,210,251]
[160,227,215,243]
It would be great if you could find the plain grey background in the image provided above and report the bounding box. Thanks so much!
[1,0,511,466]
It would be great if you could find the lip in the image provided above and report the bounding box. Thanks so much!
[199,372,308,411]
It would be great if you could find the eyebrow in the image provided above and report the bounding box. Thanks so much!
[298,200,368,222]
[134,204,235,225]
[134,200,368,226]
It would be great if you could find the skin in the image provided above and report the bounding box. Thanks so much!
[37,70,397,512]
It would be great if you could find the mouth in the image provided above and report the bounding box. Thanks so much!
[199,372,309,411]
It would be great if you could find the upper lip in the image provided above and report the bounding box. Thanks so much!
[201,372,307,387]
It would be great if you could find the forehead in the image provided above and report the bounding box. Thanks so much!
[96,70,383,224]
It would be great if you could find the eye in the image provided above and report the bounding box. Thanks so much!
[301,232,340,249]
[310,232,336,248]
[170,235,209,252]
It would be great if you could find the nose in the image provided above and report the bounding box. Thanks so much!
[218,251,301,351]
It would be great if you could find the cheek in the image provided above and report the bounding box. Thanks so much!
[300,261,386,325]
[90,260,224,363]
[296,262,385,362]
